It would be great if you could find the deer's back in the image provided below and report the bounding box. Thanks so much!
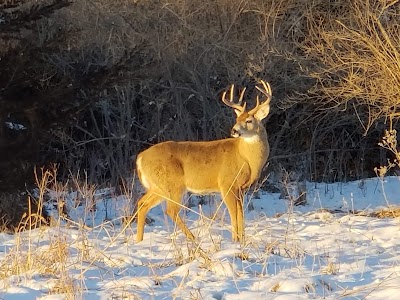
[136,139,251,193]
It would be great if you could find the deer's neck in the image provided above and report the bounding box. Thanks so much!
[239,129,269,183]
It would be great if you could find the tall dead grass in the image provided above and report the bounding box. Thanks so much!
[0,166,123,298]
[0,169,80,298]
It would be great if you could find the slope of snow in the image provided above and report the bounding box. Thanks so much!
[1,176,400,299]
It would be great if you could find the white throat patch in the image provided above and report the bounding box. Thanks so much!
[242,135,261,143]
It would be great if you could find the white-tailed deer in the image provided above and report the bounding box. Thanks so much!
[135,80,272,243]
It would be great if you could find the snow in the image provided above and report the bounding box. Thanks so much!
[4,122,27,130]
[1,176,400,299]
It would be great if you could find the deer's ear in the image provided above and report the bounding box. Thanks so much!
[254,103,270,120]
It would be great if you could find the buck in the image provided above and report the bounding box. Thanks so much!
[135,80,272,243]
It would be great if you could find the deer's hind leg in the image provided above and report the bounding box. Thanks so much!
[136,191,163,242]
[164,187,196,241]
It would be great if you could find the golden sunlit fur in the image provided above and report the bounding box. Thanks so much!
[135,80,272,243]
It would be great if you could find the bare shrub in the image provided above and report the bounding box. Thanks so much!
[300,0,399,132]
[271,0,400,181]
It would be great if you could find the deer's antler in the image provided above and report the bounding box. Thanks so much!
[249,80,272,115]
[221,84,247,114]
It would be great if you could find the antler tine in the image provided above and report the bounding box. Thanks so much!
[248,80,272,115]
[255,80,272,101]
[221,84,247,113]
[238,87,246,104]
[255,95,260,107]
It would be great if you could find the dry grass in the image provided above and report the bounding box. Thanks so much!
[321,261,339,275]
[0,168,80,299]
[48,276,79,299]
[2,165,400,298]
[270,282,281,292]
[0,232,68,279]
[375,125,400,219]
[371,207,400,218]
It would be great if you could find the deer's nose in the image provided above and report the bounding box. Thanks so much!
[231,128,240,137]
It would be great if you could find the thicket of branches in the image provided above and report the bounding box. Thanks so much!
[0,0,399,226]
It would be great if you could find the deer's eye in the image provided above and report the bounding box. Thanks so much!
[246,119,253,124]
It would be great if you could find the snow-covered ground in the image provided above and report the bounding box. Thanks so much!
[1,176,400,299]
